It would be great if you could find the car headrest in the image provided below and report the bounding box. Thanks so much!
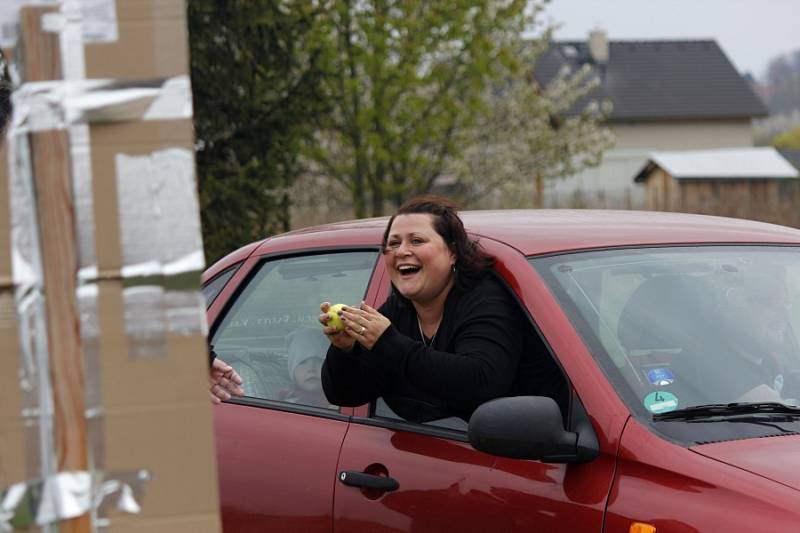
[617,275,715,351]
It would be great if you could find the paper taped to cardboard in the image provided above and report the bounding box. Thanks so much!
[115,147,203,277]
[71,124,96,270]
[0,0,118,50]
[79,0,117,44]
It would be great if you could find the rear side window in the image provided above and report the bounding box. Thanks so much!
[202,263,241,308]
[210,251,378,409]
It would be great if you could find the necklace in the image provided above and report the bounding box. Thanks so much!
[417,316,438,347]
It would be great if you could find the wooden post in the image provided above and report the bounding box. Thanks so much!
[533,172,543,208]
[19,6,90,533]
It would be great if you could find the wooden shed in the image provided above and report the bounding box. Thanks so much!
[634,147,800,227]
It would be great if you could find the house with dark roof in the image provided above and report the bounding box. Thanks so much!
[534,30,768,209]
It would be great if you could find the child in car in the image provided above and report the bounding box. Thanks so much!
[280,327,335,408]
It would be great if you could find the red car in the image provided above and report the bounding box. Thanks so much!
[203,210,800,532]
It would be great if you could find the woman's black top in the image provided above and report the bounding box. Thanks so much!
[321,273,567,423]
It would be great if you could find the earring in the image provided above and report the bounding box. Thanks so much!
[452,263,456,273]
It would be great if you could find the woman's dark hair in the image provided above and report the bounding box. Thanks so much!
[381,195,494,291]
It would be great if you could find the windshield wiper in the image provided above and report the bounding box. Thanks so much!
[653,402,800,422]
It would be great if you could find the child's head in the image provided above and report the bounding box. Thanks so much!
[287,327,329,392]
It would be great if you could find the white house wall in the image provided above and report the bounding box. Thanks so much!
[612,120,754,150]
[544,119,755,209]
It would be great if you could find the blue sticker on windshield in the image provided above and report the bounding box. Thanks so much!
[644,391,679,414]
[647,368,675,386]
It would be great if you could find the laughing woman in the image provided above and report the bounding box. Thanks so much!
[319,196,565,423]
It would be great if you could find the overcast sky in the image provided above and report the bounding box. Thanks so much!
[541,0,799,81]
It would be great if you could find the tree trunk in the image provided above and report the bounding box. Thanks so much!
[370,186,384,217]
[352,173,366,218]
[281,192,290,232]
[533,172,544,208]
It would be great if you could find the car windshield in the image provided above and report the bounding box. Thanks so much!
[531,246,800,438]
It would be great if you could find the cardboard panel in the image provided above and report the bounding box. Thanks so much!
[96,280,210,410]
[88,514,220,533]
[84,0,189,80]
[6,1,221,529]
[102,406,220,518]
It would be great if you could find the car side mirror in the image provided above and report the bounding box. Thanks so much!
[468,396,599,463]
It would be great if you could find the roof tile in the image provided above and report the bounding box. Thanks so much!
[535,39,768,121]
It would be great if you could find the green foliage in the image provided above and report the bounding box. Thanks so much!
[190,0,614,248]
[772,125,800,150]
[188,0,331,264]
[306,0,612,216]
[451,47,614,208]
[308,0,534,217]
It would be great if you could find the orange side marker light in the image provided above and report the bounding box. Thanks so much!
[630,523,656,533]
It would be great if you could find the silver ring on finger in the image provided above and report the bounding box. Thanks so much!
[360,326,366,335]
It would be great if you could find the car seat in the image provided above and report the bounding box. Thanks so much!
[616,274,720,405]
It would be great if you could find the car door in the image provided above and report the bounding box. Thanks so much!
[331,241,620,532]
[208,248,381,532]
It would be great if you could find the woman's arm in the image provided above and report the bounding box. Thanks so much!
[321,300,396,406]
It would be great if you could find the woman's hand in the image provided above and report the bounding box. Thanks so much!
[320,302,357,352]
[340,302,391,350]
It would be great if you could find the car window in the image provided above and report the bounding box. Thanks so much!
[210,250,379,408]
[202,262,241,308]
[531,246,800,419]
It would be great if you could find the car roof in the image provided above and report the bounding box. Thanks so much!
[270,210,800,254]
[204,210,800,281]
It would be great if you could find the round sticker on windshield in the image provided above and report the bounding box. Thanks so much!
[643,391,679,414]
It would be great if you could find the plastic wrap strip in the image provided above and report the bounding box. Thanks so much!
[10,76,192,134]
[56,0,86,81]
[7,133,43,294]
[76,285,100,414]
[125,288,207,351]
[0,469,150,530]
[7,118,56,490]
[165,290,208,337]
[75,283,104,485]
[60,0,97,272]
[115,147,204,275]
[123,285,166,359]
[70,124,96,271]
[15,291,55,492]
[79,273,207,347]
[124,288,207,349]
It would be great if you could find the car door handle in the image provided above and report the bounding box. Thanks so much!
[338,470,399,492]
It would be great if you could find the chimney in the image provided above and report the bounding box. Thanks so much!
[588,29,608,64]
